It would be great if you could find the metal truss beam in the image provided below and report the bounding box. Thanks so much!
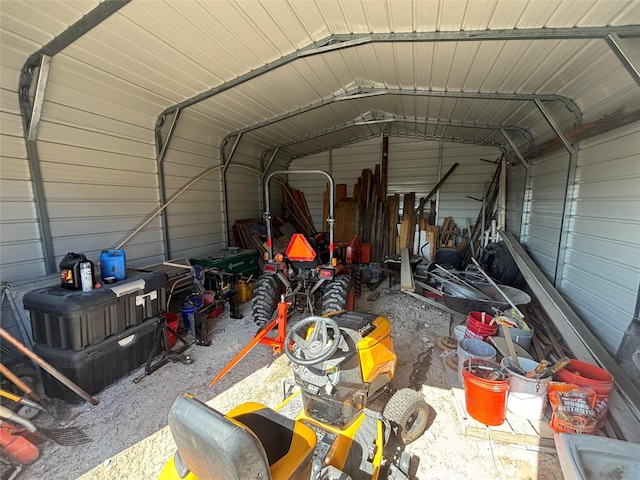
[220,87,576,154]
[277,131,505,169]
[606,33,640,87]
[262,115,509,161]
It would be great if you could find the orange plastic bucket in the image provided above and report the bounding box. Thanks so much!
[464,311,498,341]
[557,359,614,427]
[462,358,510,426]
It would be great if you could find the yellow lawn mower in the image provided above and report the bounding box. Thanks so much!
[159,310,430,480]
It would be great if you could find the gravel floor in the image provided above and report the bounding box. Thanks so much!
[13,283,563,480]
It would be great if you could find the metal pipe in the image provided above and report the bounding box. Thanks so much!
[264,170,335,263]
[115,165,223,250]
[0,328,99,406]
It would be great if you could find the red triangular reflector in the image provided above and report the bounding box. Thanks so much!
[286,234,317,262]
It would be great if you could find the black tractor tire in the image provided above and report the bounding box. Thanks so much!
[383,388,430,445]
[251,275,281,326]
[321,275,353,315]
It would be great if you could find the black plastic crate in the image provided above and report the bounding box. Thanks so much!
[24,270,167,351]
[33,317,159,403]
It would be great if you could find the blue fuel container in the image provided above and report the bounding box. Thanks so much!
[100,249,126,281]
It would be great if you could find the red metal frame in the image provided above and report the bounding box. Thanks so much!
[209,298,290,386]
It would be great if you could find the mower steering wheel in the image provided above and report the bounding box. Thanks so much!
[285,316,341,366]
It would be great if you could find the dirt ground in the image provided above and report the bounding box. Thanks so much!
[12,284,563,480]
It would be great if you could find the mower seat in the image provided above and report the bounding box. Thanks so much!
[167,394,317,480]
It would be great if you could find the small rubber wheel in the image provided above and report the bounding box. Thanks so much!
[384,388,430,445]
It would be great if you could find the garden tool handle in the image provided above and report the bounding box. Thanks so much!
[0,389,46,412]
[501,324,521,369]
[0,405,37,433]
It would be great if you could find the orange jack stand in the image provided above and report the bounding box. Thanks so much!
[209,298,290,386]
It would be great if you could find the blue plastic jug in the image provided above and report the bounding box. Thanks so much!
[100,249,126,281]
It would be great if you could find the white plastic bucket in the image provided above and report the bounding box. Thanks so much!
[457,338,496,385]
[501,356,551,420]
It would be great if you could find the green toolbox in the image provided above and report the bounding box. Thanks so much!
[190,248,258,279]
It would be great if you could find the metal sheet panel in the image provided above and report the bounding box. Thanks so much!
[506,163,527,237]
[559,122,640,354]
[387,138,440,196]
[521,149,570,280]
[162,109,227,258]
[0,31,45,280]
[438,144,503,226]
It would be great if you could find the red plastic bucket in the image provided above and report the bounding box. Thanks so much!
[462,358,510,426]
[165,313,180,349]
[202,290,215,306]
[464,311,498,341]
[557,359,614,427]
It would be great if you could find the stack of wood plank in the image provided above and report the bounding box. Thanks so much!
[278,178,315,237]
[324,166,388,263]
[232,218,268,268]
[232,218,290,269]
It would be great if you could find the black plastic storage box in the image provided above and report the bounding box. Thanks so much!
[33,317,159,403]
[24,270,167,351]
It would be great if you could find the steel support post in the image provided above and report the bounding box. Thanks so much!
[20,55,56,274]
[221,133,242,246]
[553,150,579,288]
[156,109,181,259]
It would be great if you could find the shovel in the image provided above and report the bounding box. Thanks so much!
[0,405,91,446]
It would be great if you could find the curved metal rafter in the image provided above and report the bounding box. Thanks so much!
[187,26,640,168]
[220,87,574,146]
[282,131,506,168]
[158,26,638,127]
[259,115,512,163]
[266,128,507,171]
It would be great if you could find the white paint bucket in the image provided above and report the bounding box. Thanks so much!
[501,356,551,420]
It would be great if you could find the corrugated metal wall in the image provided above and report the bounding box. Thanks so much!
[1,16,47,280]
[521,149,571,280]
[162,109,225,261]
[438,144,501,227]
[225,138,269,235]
[506,163,527,238]
[34,51,164,269]
[558,122,640,354]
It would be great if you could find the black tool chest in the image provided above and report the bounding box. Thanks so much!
[33,317,159,403]
[23,270,168,402]
[24,270,167,351]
